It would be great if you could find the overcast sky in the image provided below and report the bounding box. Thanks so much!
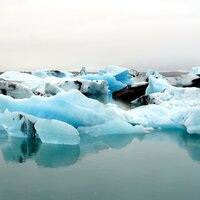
[0,0,200,71]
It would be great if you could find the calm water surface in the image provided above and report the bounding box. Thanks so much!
[0,128,200,200]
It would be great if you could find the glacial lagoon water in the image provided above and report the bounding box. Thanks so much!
[0,128,200,200]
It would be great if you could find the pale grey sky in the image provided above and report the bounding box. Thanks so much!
[0,0,200,71]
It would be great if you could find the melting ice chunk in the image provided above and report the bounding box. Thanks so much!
[0,89,119,127]
[192,67,200,75]
[145,75,170,95]
[78,118,146,137]
[2,110,80,145]
[32,69,73,78]
[184,109,200,134]
[82,66,133,92]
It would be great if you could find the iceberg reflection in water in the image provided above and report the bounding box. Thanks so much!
[1,136,80,168]
[144,130,200,162]
[0,129,138,168]
[1,128,200,168]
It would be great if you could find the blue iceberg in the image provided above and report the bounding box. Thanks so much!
[81,66,133,92]
[124,77,200,133]
[145,75,170,95]
[2,110,80,145]
[0,90,114,127]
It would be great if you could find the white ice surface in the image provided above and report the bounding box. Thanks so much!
[2,110,80,145]
[32,69,73,78]
[0,71,108,96]
[78,118,145,137]
[0,90,120,128]
[125,77,200,133]
[145,75,170,95]
[82,66,133,92]
[192,67,200,75]
[184,109,200,134]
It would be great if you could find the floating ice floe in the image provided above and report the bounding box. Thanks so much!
[0,89,148,143]
[133,75,200,107]
[184,109,200,134]
[146,69,200,87]
[145,75,170,95]
[81,74,126,92]
[125,76,200,133]
[112,69,200,103]
[79,67,88,76]
[32,69,73,78]
[166,73,200,87]
[124,105,176,129]
[2,110,80,145]
[81,66,133,92]
[0,71,109,97]
[99,66,133,85]
[82,74,126,92]
[0,71,40,82]
[191,67,200,75]
[0,79,34,99]
[78,118,145,136]
[0,71,47,96]
[2,67,200,143]
[146,69,163,79]
[56,78,108,95]
[0,90,113,127]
